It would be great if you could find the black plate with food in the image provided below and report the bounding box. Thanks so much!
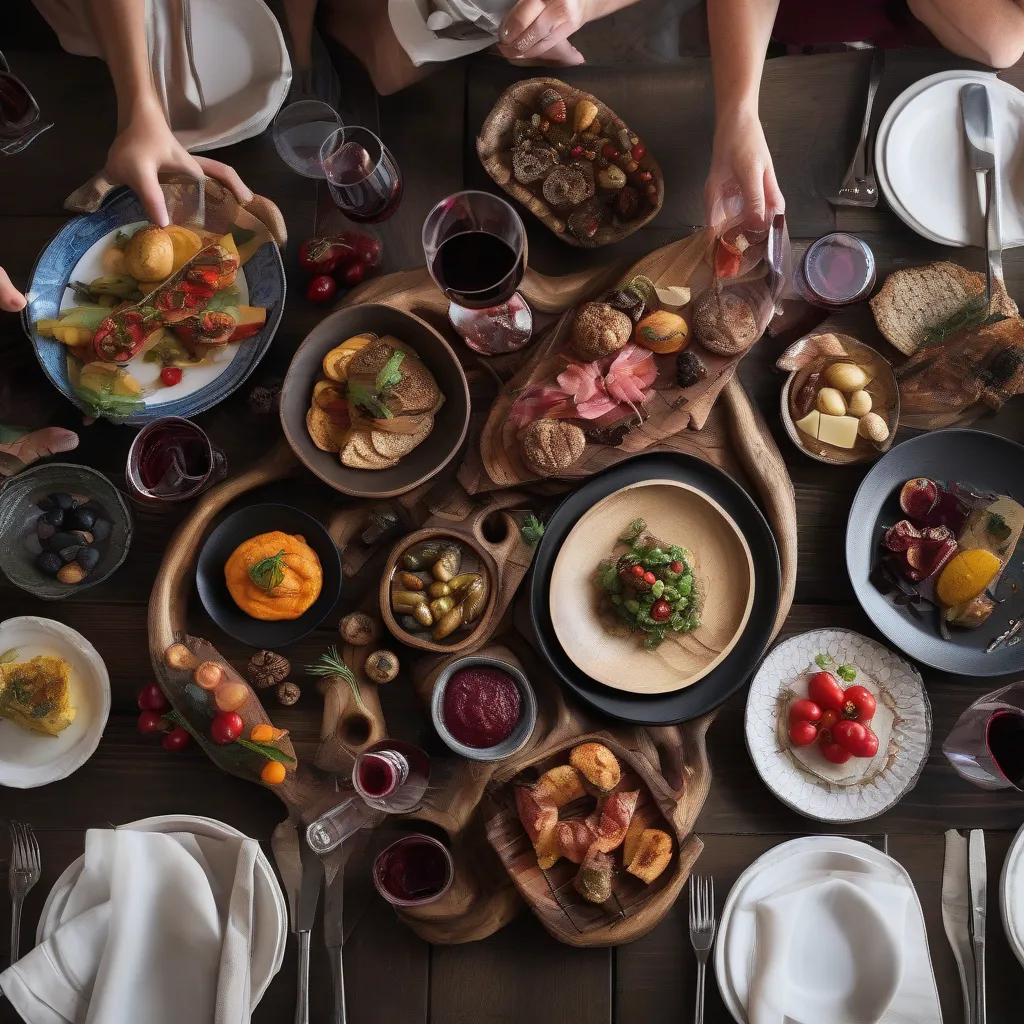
[846,429,1024,676]
[196,503,342,648]
[529,452,781,723]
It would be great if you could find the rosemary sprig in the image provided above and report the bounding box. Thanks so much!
[248,550,286,593]
[922,294,1007,346]
[306,646,365,711]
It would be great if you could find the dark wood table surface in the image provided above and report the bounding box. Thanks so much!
[3,24,1024,1024]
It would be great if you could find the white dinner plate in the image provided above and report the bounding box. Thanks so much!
[0,617,110,789]
[35,815,287,1007]
[1000,820,1024,968]
[876,70,1024,248]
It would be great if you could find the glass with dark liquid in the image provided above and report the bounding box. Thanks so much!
[423,190,533,354]
[943,682,1024,789]
[320,126,403,223]
[374,834,454,907]
[126,417,226,505]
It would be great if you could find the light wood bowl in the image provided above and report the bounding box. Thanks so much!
[548,479,755,695]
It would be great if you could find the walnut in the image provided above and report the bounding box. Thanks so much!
[276,681,301,706]
[248,650,290,689]
[339,612,375,647]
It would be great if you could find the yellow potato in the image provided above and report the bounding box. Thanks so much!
[165,225,203,273]
[52,325,93,347]
[124,225,174,283]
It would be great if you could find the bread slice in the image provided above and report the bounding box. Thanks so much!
[370,414,433,459]
[339,429,399,470]
[870,262,1018,356]
[0,655,76,736]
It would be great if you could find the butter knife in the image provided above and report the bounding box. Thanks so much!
[324,860,347,1024]
[960,83,1004,308]
[942,829,975,1024]
[969,829,987,1024]
[296,838,325,1024]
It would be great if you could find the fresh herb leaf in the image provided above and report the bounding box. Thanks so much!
[375,351,406,392]
[306,646,365,712]
[814,653,835,669]
[236,737,295,764]
[837,664,858,683]
[30,701,54,719]
[112,230,131,250]
[521,514,545,547]
[248,550,286,593]
[923,295,1006,346]
[619,519,646,545]
[348,382,392,419]
[987,512,1012,541]
[68,280,97,303]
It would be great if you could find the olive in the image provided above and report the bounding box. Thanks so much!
[68,508,96,531]
[77,547,101,572]
[412,603,434,628]
[49,492,76,511]
[36,522,56,541]
[48,532,80,552]
[433,606,464,640]
[429,596,455,618]
[58,544,82,564]
[460,577,489,624]
[40,508,64,528]
[397,614,421,633]
[427,582,450,598]
[447,573,480,592]
[91,518,112,542]
[36,496,55,511]
[36,551,62,576]
[431,545,462,582]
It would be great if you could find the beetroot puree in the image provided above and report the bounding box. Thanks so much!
[443,666,521,748]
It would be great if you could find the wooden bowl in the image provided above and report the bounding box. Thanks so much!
[381,527,498,655]
[477,77,664,249]
[549,479,755,695]
[280,303,470,498]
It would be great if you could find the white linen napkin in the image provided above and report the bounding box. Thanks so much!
[0,828,258,1024]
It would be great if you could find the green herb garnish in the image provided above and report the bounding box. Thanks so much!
[0,648,20,666]
[229,224,257,247]
[348,382,393,420]
[306,646,365,711]
[814,653,834,669]
[923,295,1007,346]
[236,737,295,764]
[375,350,405,392]
[521,514,545,547]
[837,664,858,683]
[248,549,286,593]
[987,512,1012,542]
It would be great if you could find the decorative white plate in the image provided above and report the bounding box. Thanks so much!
[744,629,931,822]
[1000,820,1024,968]
[876,70,1024,248]
[0,617,111,789]
[35,814,287,1007]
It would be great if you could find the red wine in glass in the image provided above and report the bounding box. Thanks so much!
[321,127,403,223]
[374,834,454,906]
[126,417,225,504]
[988,710,1024,787]
[431,231,524,309]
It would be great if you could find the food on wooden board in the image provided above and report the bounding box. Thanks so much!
[0,654,76,736]
[634,310,689,355]
[441,664,521,749]
[339,612,375,647]
[520,418,586,477]
[570,302,632,360]
[247,650,290,688]
[692,288,758,357]
[31,491,112,588]
[364,649,399,685]
[625,829,673,883]
[224,530,323,621]
[570,742,622,792]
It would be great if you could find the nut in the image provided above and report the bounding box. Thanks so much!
[56,562,87,584]
[573,99,599,133]
[858,412,890,443]
[248,650,290,688]
[339,612,375,646]
[276,681,301,706]
[847,390,872,417]
[824,361,871,392]
[816,387,847,417]
[364,649,399,685]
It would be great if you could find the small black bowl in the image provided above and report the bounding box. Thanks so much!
[196,503,342,648]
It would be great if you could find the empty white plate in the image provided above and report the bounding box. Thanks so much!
[1000,821,1024,967]
[0,617,110,789]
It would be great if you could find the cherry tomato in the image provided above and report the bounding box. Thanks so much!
[602,142,620,160]
[342,261,366,288]
[841,685,876,723]
[643,571,657,585]
[306,274,337,304]
[631,564,646,578]
[820,708,840,730]
[651,599,671,622]
[788,699,822,726]
[298,237,343,275]
[818,729,852,764]
[137,711,164,734]
[160,366,183,387]
[162,726,190,751]
[137,683,168,713]
[670,560,684,574]
[210,711,244,745]
[808,671,846,713]
[354,234,382,268]
[788,721,818,747]
[833,720,879,758]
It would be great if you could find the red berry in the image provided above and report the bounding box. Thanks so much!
[643,571,657,585]
[306,274,336,303]
[210,711,244,745]
[162,726,190,751]
[602,142,619,160]
[342,262,365,287]
[639,170,653,183]
[299,237,343,274]
[138,711,164,734]
[670,560,684,574]
[570,145,584,159]
[631,143,647,162]
[137,683,168,713]
[631,564,646,578]
[160,366,183,387]
[651,599,671,622]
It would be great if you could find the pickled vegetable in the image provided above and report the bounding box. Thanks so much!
[401,542,444,571]
[412,603,434,628]
[428,582,451,598]
[433,605,464,640]
[431,545,462,582]
[460,577,489,624]
[430,596,455,618]
[399,572,425,591]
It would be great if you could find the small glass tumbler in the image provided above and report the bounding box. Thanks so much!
[126,417,226,505]
[272,99,343,178]
[943,681,1024,790]
[373,834,454,907]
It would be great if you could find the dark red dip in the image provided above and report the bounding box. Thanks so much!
[442,666,521,748]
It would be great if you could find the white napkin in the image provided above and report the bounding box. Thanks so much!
[0,829,258,1024]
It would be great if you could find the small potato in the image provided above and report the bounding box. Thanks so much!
[101,247,126,275]
[816,387,847,417]
[824,361,871,392]
[847,390,872,417]
[858,412,890,443]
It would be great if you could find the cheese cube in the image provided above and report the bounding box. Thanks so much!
[817,414,860,449]
[794,410,820,438]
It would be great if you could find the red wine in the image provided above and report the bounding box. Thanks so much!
[356,750,406,799]
[988,710,1024,786]
[375,835,453,904]
[325,140,403,223]
[432,231,524,309]
[137,422,211,491]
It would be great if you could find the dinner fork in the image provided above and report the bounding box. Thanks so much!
[827,47,885,208]
[8,822,41,965]
[689,875,716,1024]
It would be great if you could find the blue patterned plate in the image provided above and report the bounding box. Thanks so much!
[21,187,285,425]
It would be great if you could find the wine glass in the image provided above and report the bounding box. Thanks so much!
[422,190,533,355]
[320,126,403,223]
[271,99,342,178]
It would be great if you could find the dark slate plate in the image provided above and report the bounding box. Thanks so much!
[196,503,342,649]
[846,429,1024,676]
[529,452,781,724]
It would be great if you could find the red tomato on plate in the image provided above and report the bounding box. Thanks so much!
[808,671,846,713]
[789,699,822,726]
[819,730,853,764]
[788,721,818,747]
[842,685,876,724]
[833,720,879,759]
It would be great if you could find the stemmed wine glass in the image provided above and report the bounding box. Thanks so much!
[271,99,342,178]
[422,190,533,355]
[320,126,403,223]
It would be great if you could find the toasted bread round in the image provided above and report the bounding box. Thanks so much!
[340,429,400,470]
[370,414,433,459]
[386,356,442,416]
[306,406,343,453]
[322,333,375,381]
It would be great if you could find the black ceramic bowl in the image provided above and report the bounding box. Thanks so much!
[528,452,782,724]
[196,503,342,648]
[846,429,1024,676]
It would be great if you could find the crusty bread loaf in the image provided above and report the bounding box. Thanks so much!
[870,261,1018,356]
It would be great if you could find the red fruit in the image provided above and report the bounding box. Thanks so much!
[570,145,584,159]
[833,720,879,759]
[670,560,684,574]
[298,237,346,275]
[306,274,337,303]
[643,571,657,585]
[789,721,818,747]
[138,684,168,713]
[899,478,939,520]
[842,685,876,723]
[631,143,647,161]
[883,520,922,552]
[820,709,840,730]
[602,142,620,160]
[639,170,653,183]
[137,711,164,734]
[789,699,822,726]
[651,599,671,622]
[715,238,743,279]
[808,672,846,713]
[544,99,567,123]
[162,726,190,751]
[342,262,366,287]
[820,734,853,764]
[211,711,244,745]
[159,366,183,388]
[631,564,646,578]
[355,234,382,268]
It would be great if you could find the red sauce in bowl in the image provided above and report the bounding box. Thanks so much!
[442,666,521,748]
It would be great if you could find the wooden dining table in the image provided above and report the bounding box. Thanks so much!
[3,11,1024,1022]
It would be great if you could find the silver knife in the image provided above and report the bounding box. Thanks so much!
[960,83,1004,308]
[324,860,348,1024]
[296,838,325,1024]
[969,829,988,1024]
[942,829,976,1024]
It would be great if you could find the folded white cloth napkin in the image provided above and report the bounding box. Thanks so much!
[0,829,258,1024]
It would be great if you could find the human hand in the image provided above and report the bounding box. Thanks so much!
[104,99,253,226]
[0,268,26,313]
[498,0,588,63]
[704,108,784,228]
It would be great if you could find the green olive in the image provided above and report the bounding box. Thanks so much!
[431,545,462,582]
[427,582,451,598]
[433,605,464,641]
[412,603,434,628]
[429,596,455,618]
[401,542,444,571]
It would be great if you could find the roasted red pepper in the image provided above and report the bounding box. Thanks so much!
[93,310,157,363]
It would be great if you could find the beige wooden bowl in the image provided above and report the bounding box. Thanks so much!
[549,480,755,694]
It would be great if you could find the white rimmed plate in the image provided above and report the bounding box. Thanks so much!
[1000,820,1024,967]
[745,629,931,822]
[876,70,1024,247]
[35,814,287,1007]
[0,617,111,789]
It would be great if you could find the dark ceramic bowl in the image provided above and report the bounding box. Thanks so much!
[280,303,470,498]
[195,502,342,648]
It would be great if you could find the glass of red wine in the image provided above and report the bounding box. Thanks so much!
[422,190,533,355]
[126,417,226,505]
[320,126,403,223]
[373,833,454,907]
[943,681,1024,790]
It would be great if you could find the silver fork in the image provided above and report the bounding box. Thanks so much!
[8,822,41,965]
[827,47,885,208]
[689,875,716,1024]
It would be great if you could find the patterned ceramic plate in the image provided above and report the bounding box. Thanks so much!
[22,187,285,425]
[745,629,931,822]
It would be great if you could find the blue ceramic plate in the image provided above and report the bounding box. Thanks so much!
[21,187,285,425]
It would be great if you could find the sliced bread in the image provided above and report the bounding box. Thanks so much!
[339,428,400,470]
[370,414,433,458]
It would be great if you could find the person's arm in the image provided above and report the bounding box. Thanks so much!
[704,0,783,225]
[498,0,639,63]
[909,0,1024,67]
[86,0,251,225]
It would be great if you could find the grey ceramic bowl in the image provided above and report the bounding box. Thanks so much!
[0,463,132,599]
[430,655,537,762]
